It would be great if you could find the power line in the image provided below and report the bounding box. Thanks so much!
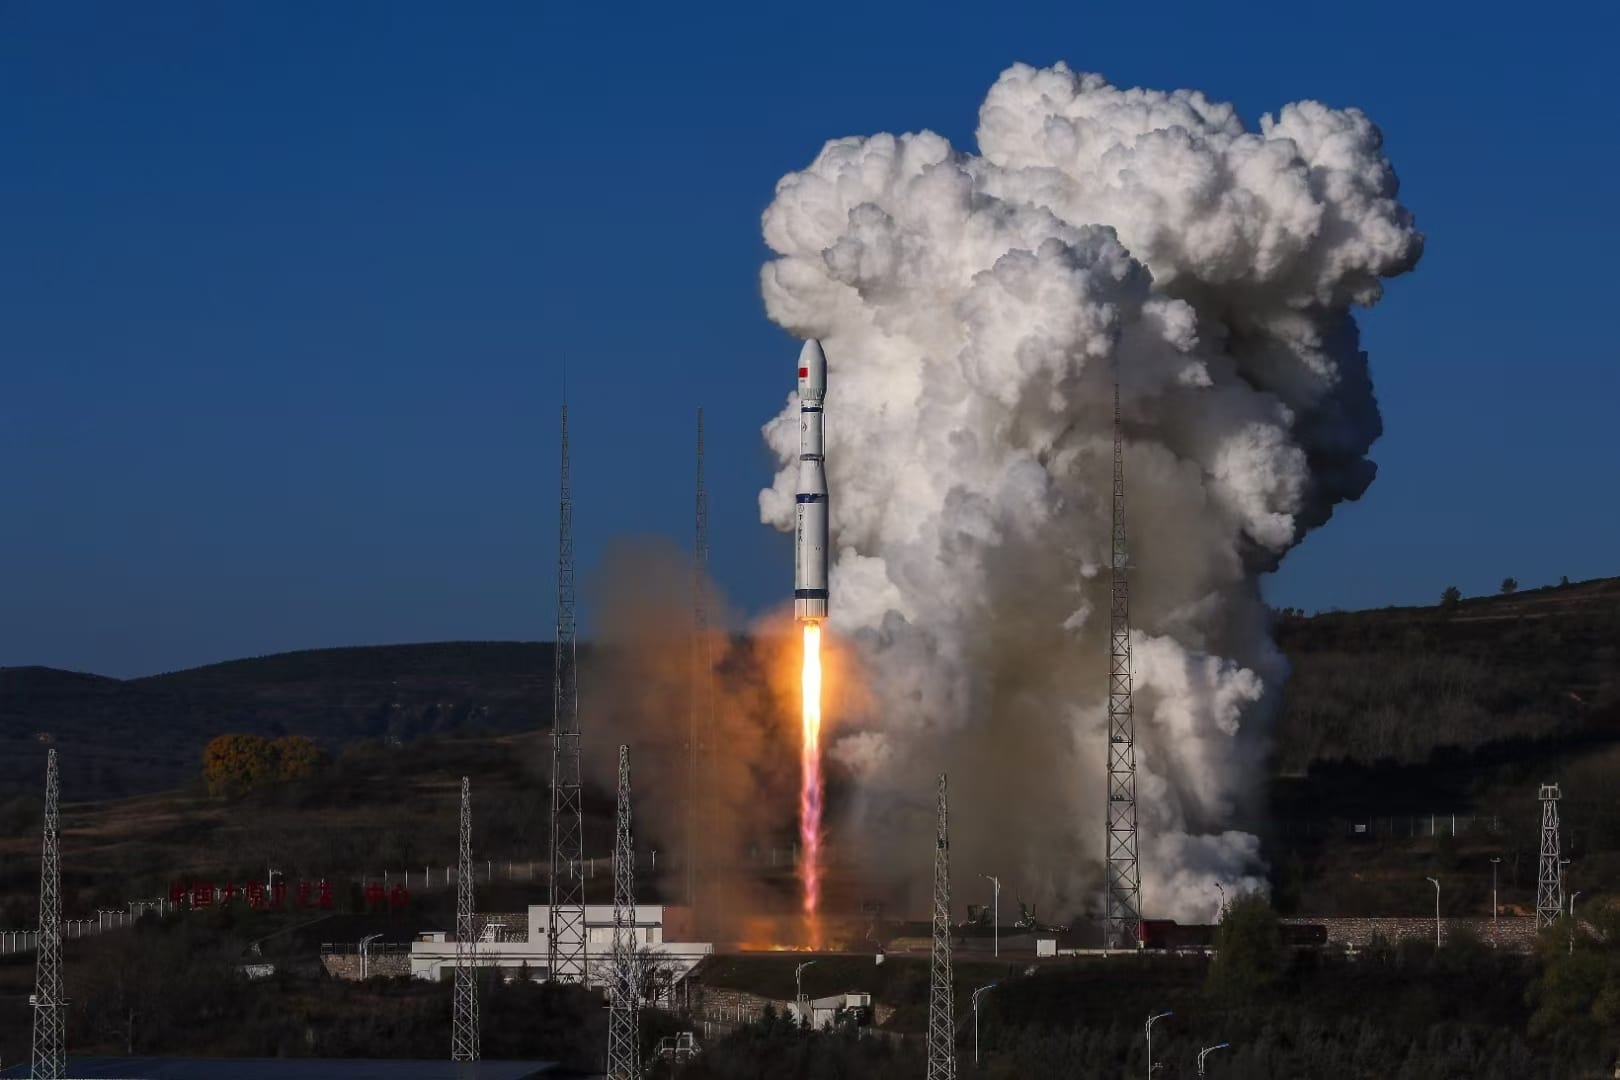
[452,776,480,1061]
[927,772,957,1080]
[549,403,586,983]
[606,745,641,1080]
[1104,379,1143,949]
[31,747,65,1080]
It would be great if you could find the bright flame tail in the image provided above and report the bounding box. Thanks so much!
[800,621,823,946]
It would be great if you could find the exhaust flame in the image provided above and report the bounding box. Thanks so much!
[799,620,823,945]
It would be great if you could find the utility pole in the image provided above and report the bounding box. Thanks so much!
[1536,784,1563,929]
[1145,1010,1173,1080]
[451,776,479,1062]
[1490,857,1500,934]
[31,748,65,1080]
[1105,378,1143,949]
[972,984,996,1066]
[979,874,1000,958]
[606,745,640,1080]
[688,406,714,913]
[927,774,956,1080]
[549,403,587,982]
[1197,1042,1230,1077]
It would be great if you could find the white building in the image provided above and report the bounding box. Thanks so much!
[409,904,711,995]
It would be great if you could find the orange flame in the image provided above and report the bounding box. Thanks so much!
[800,620,823,947]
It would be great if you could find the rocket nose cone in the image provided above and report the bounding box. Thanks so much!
[798,338,827,395]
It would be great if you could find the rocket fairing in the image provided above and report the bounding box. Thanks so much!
[794,339,829,621]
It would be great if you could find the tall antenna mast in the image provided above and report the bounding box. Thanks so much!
[452,776,480,1061]
[549,402,587,982]
[31,748,65,1080]
[1537,783,1564,929]
[687,406,710,908]
[606,744,641,1080]
[926,773,956,1080]
[1104,378,1143,949]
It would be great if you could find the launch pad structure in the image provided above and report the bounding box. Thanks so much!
[1103,379,1144,948]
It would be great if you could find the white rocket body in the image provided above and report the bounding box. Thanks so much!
[794,339,829,621]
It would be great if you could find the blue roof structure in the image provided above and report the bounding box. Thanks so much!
[0,1060,580,1079]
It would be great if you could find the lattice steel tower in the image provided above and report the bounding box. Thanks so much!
[687,406,712,908]
[606,744,641,1080]
[31,748,65,1080]
[452,776,480,1061]
[927,773,956,1080]
[1537,783,1564,929]
[549,403,587,982]
[1104,379,1143,949]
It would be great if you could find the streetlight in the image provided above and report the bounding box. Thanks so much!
[1569,891,1583,956]
[972,983,996,1065]
[794,959,818,1024]
[1145,1010,1173,1080]
[1490,857,1501,932]
[1424,877,1441,948]
[1212,881,1226,920]
[979,874,1001,957]
[359,932,383,979]
[1197,1042,1231,1077]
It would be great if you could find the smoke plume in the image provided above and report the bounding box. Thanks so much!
[758,63,1422,922]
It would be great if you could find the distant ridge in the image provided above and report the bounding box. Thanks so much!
[0,641,559,800]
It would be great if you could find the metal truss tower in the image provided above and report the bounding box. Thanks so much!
[1537,783,1564,929]
[606,744,641,1080]
[549,403,587,983]
[927,773,957,1080]
[1104,379,1143,949]
[687,405,711,908]
[31,748,65,1080]
[452,776,480,1062]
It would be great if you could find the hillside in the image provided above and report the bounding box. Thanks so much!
[0,642,558,799]
[2,577,1616,804]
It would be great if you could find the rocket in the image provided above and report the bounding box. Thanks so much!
[794,339,829,621]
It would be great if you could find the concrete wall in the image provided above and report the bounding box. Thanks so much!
[321,951,412,980]
[1291,916,1539,952]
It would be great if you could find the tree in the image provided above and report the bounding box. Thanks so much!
[202,735,276,798]
[1441,586,1462,610]
[1501,578,1519,594]
[270,735,322,781]
[1206,891,1285,1001]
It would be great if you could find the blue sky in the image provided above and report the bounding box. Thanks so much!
[3,1,1616,677]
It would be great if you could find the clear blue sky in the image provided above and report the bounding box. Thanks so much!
[3,1,1616,678]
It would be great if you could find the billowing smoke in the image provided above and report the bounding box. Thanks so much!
[758,63,1422,922]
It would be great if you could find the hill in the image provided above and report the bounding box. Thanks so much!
[2,576,1616,804]
[0,642,558,799]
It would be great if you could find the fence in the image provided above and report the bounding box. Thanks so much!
[1278,814,1503,841]
[0,899,173,956]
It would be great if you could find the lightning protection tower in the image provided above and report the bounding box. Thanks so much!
[31,748,65,1080]
[926,773,956,1080]
[451,776,480,1062]
[1104,379,1143,949]
[549,403,587,983]
[1537,783,1564,929]
[687,406,712,910]
[606,744,641,1080]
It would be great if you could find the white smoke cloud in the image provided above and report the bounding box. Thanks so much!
[758,63,1421,923]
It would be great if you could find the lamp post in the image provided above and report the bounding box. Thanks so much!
[1569,891,1583,956]
[359,932,383,979]
[979,874,1001,957]
[1145,1010,1173,1080]
[1197,1042,1230,1077]
[972,983,996,1065]
[1490,857,1500,932]
[1213,881,1226,920]
[1425,877,1441,948]
[795,960,818,1025]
